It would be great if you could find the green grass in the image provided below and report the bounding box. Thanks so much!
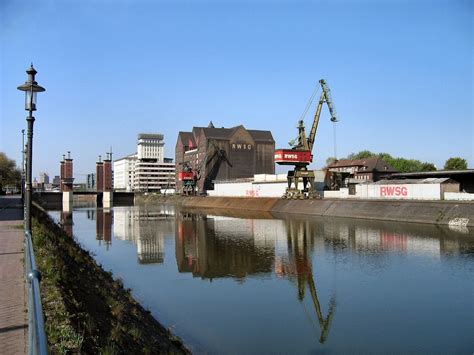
[30,206,190,354]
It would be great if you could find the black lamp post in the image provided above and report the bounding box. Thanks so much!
[21,129,25,202]
[17,64,45,232]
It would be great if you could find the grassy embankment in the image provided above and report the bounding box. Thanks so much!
[31,205,189,354]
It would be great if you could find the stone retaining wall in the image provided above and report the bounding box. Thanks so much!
[175,197,474,228]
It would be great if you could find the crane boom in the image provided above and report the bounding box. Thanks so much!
[307,79,337,152]
[274,78,339,199]
[178,140,232,195]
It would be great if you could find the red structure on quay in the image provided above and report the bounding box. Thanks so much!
[60,151,74,192]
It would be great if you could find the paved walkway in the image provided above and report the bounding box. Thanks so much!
[0,196,26,355]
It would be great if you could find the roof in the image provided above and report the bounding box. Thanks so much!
[391,169,474,177]
[247,129,274,142]
[328,157,398,173]
[114,153,137,162]
[178,124,274,145]
[138,133,164,140]
[372,178,457,185]
[177,131,196,148]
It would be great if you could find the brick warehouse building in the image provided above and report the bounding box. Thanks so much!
[176,123,275,193]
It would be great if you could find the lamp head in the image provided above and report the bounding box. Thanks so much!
[17,64,45,111]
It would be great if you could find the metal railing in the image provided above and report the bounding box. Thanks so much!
[25,229,48,354]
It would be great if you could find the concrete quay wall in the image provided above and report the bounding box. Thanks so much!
[180,196,279,211]
[178,197,474,228]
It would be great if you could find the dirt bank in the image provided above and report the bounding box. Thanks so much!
[32,203,190,354]
[136,194,474,228]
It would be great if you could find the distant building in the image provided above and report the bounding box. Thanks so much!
[114,133,175,192]
[175,123,275,193]
[87,173,96,190]
[327,157,398,183]
[114,154,137,192]
[134,156,175,192]
[32,177,40,190]
[52,175,60,187]
[390,169,474,193]
[39,172,49,185]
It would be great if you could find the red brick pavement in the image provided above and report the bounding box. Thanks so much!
[0,196,27,354]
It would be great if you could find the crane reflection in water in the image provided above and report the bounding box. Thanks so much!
[174,211,336,343]
[275,219,336,344]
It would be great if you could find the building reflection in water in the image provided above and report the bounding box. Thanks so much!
[175,212,337,342]
[72,204,473,348]
[113,207,174,264]
[175,212,276,280]
[319,221,473,259]
[86,208,114,250]
[60,210,73,237]
[173,209,473,344]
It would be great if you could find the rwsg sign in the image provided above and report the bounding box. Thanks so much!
[380,186,408,197]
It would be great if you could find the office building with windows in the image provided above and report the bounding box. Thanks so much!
[114,133,175,192]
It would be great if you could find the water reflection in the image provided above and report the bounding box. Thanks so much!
[114,207,174,264]
[51,205,473,353]
[175,212,275,280]
[60,210,73,237]
[278,219,336,343]
[86,208,114,249]
[101,206,474,274]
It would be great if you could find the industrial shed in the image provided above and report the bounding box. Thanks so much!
[355,178,460,200]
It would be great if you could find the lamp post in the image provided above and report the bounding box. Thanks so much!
[21,129,25,202]
[17,64,45,233]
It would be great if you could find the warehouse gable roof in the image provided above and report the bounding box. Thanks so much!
[177,131,196,148]
[247,129,274,142]
[179,124,275,144]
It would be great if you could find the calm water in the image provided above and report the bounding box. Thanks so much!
[50,205,474,354]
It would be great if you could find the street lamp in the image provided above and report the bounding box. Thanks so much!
[17,64,45,232]
[21,129,25,202]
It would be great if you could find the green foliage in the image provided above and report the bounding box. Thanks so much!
[444,157,468,170]
[0,152,21,190]
[347,150,374,160]
[337,150,437,173]
[420,162,437,171]
[326,157,337,166]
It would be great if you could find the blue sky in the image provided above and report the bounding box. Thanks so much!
[1,0,472,181]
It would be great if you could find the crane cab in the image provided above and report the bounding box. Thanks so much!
[274,149,312,165]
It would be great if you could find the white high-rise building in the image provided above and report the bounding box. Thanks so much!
[113,154,137,192]
[113,133,175,192]
[39,172,50,184]
[137,133,165,160]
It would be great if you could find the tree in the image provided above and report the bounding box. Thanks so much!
[347,150,376,160]
[420,162,437,172]
[325,157,337,166]
[0,152,21,192]
[332,150,437,173]
[444,157,468,170]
